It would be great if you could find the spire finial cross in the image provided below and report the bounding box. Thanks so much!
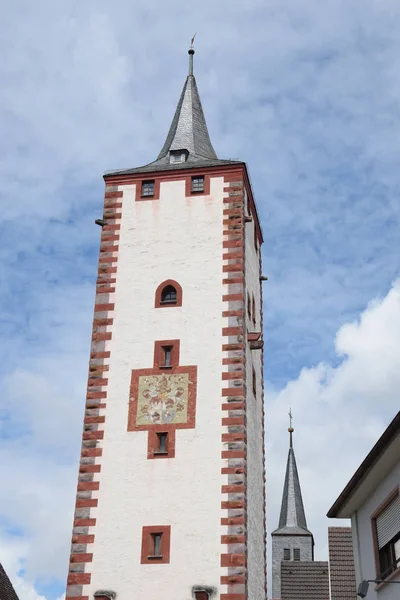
[288,408,294,448]
[288,407,293,429]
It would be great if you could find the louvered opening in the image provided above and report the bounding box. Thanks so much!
[376,495,400,549]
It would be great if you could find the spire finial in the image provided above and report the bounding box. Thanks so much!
[188,33,196,75]
[288,407,294,448]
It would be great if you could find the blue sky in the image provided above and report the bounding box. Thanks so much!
[1,1,400,598]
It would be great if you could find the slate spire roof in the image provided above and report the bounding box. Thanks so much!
[105,49,241,177]
[272,426,313,536]
[156,48,218,162]
[0,563,20,600]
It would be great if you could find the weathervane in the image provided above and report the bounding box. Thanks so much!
[190,33,197,49]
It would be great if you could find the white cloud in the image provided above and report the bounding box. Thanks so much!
[266,280,400,573]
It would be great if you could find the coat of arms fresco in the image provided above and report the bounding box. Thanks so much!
[136,373,190,426]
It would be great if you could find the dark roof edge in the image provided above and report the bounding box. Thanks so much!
[327,411,400,518]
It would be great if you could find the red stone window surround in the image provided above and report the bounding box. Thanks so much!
[155,279,183,308]
[147,429,176,459]
[153,339,180,369]
[185,173,211,196]
[141,525,171,564]
[135,178,161,201]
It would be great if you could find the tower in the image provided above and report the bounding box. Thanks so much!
[271,423,314,599]
[65,49,266,600]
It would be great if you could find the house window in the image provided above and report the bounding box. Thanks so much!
[293,548,300,561]
[375,493,400,579]
[141,180,155,197]
[141,525,171,564]
[283,548,290,560]
[161,285,177,304]
[191,176,205,193]
[161,346,172,368]
[155,432,168,454]
[155,280,183,308]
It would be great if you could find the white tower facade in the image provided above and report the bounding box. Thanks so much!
[65,50,266,600]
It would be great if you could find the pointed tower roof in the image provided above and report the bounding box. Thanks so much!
[106,49,240,176]
[156,48,217,162]
[272,419,313,536]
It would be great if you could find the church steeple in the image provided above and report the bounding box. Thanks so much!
[273,418,311,535]
[271,414,314,599]
[156,47,218,163]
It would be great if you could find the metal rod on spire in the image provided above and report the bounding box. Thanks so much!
[288,407,294,448]
[188,33,196,76]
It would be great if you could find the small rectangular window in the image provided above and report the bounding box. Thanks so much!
[283,548,290,560]
[160,345,173,368]
[191,176,204,193]
[150,532,163,557]
[293,548,300,561]
[141,180,155,197]
[155,432,168,455]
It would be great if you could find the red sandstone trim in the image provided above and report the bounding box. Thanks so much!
[135,178,161,201]
[140,525,171,564]
[154,279,183,308]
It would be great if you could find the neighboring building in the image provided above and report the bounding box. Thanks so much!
[0,563,19,600]
[271,425,316,599]
[280,561,330,600]
[328,527,357,600]
[64,48,266,600]
[328,411,400,599]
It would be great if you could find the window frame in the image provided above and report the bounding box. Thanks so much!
[191,175,205,193]
[155,279,183,308]
[371,486,400,587]
[293,548,301,561]
[141,525,171,564]
[147,428,176,459]
[283,548,291,561]
[141,179,155,198]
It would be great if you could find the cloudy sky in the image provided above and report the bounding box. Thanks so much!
[1,0,400,598]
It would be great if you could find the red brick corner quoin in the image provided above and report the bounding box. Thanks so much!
[65,185,122,600]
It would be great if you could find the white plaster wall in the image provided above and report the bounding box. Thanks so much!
[87,176,227,600]
[244,197,266,600]
[353,462,400,600]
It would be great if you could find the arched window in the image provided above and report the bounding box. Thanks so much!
[155,280,183,308]
[161,285,177,304]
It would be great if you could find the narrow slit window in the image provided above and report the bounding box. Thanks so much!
[247,293,251,320]
[293,548,300,561]
[141,180,155,197]
[155,432,168,454]
[191,176,205,193]
[283,548,290,560]
[161,285,177,304]
[252,367,257,397]
[252,294,256,325]
[162,346,172,368]
[150,533,163,557]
